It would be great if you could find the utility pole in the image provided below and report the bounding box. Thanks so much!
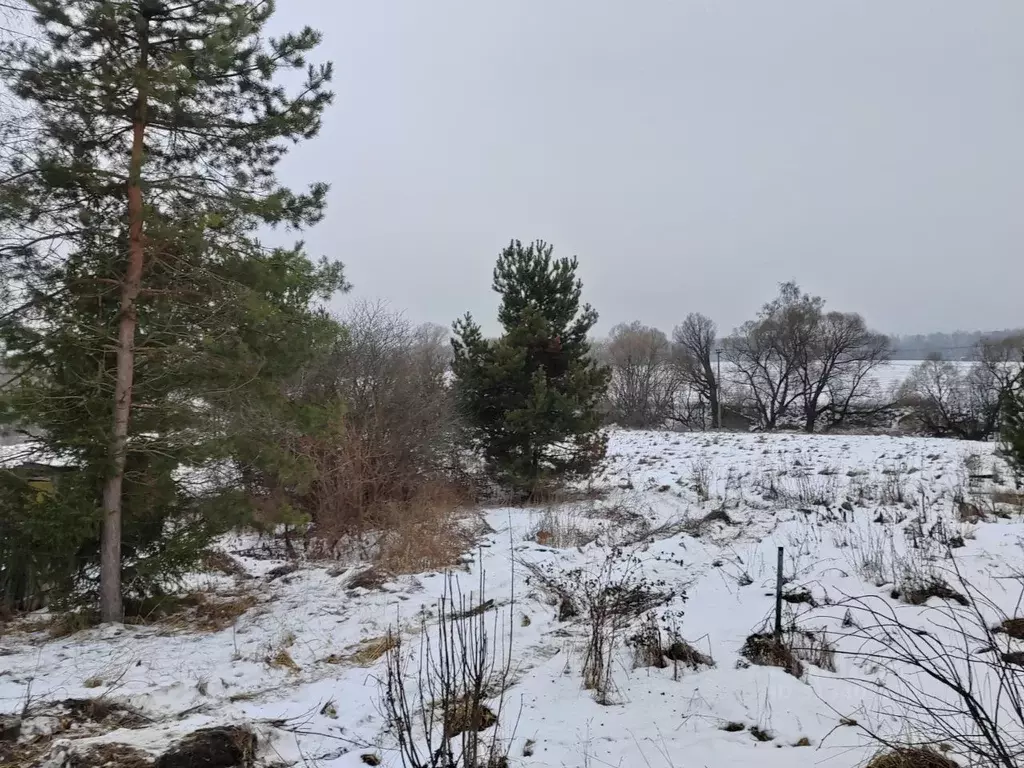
[715,348,723,429]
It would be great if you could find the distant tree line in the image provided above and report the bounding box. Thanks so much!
[888,330,1024,361]
[598,282,1024,441]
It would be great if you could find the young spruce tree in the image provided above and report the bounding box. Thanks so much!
[0,0,346,620]
[452,240,609,496]
[1001,378,1024,485]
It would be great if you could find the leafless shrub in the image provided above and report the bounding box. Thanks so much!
[255,303,470,568]
[836,561,1024,768]
[689,458,713,502]
[788,627,837,672]
[776,469,840,508]
[527,505,594,549]
[525,548,677,703]
[601,322,681,428]
[380,570,518,768]
[577,551,676,703]
[881,464,910,506]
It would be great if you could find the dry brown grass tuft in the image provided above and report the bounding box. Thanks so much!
[999,617,1024,640]
[188,593,257,631]
[373,486,474,575]
[866,747,958,768]
[338,634,400,666]
[899,578,969,608]
[956,500,987,524]
[46,591,256,639]
[443,699,497,739]
[267,648,300,672]
[992,489,1024,511]
[200,550,247,577]
[740,633,804,678]
[68,743,154,768]
[664,639,714,669]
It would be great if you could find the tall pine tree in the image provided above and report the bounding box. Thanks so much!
[0,0,346,620]
[452,240,609,496]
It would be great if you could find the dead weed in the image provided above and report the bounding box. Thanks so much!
[266,648,300,672]
[992,489,1024,510]
[740,633,804,678]
[334,634,399,666]
[375,492,474,575]
[46,591,256,638]
[664,639,715,670]
[69,743,154,768]
[866,747,958,768]
[200,550,247,578]
[998,617,1024,640]
[156,725,256,768]
[443,699,497,739]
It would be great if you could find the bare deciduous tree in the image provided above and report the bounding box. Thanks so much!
[797,311,891,432]
[899,357,989,439]
[977,334,1024,396]
[602,321,679,428]
[900,337,1024,441]
[725,283,819,429]
[725,282,889,432]
[672,313,720,428]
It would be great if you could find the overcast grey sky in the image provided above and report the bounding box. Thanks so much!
[276,1,1024,337]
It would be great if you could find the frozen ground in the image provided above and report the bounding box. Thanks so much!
[2,429,1023,767]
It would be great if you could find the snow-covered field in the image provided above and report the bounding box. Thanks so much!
[2,429,1023,767]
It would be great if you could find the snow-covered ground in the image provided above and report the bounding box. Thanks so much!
[2,429,1022,767]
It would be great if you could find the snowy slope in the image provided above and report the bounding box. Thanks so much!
[2,430,1022,767]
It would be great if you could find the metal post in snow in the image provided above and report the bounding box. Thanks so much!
[775,546,784,642]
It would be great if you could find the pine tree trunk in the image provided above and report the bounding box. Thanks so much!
[100,8,150,624]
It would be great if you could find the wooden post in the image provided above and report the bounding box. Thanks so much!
[775,546,784,642]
